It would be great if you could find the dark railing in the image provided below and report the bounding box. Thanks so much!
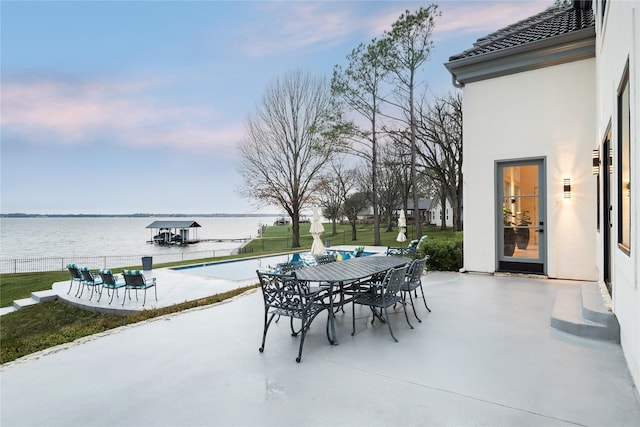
[0,249,240,274]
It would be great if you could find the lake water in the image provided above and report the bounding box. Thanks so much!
[0,216,276,259]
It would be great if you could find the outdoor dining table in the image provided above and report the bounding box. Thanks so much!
[294,255,410,344]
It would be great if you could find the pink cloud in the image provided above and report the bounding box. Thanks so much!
[435,1,550,35]
[239,3,357,56]
[1,78,243,153]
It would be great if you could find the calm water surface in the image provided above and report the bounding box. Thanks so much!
[0,216,276,259]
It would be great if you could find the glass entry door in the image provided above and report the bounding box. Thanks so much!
[497,160,546,274]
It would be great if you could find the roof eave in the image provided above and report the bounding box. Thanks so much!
[445,26,595,86]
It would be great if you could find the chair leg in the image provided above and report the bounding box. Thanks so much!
[259,312,276,353]
[77,283,84,298]
[296,318,308,363]
[67,279,74,294]
[289,317,301,336]
[122,288,131,306]
[383,306,398,342]
[406,290,421,322]
[351,301,356,336]
[401,298,414,330]
[326,311,333,345]
[419,285,431,312]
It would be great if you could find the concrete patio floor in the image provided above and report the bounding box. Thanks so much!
[2,271,639,426]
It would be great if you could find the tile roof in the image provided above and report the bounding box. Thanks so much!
[449,5,595,62]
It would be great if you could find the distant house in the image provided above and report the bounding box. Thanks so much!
[427,198,454,228]
[446,0,639,391]
[404,198,432,224]
[273,217,290,226]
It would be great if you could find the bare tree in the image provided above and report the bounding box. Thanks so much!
[379,5,440,238]
[376,142,405,231]
[380,135,413,228]
[415,91,463,231]
[342,192,369,241]
[237,70,336,247]
[332,40,389,246]
[318,159,358,235]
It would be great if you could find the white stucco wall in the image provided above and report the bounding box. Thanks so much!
[596,0,640,391]
[462,59,597,280]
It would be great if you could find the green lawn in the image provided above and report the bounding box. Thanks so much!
[242,222,455,254]
[0,285,255,364]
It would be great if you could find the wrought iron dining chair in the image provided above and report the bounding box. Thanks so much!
[314,254,336,265]
[121,270,157,307]
[98,269,126,304]
[351,265,412,342]
[275,261,306,273]
[256,270,330,363]
[79,267,103,300]
[66,264,84,295]
[400,256,431,322]
[386,246,414,257]
[387,236,428,258]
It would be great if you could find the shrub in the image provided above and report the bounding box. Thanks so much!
[419,235,463,271]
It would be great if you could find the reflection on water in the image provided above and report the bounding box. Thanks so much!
[1,216,275,258]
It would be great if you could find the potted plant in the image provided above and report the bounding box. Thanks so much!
[503,207,516,256]
[515,210,532,250]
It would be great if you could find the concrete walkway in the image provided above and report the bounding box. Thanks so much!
[2,271,639,426]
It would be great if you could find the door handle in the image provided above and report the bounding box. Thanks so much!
[609,205,613,228]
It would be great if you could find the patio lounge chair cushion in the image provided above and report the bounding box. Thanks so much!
[66,264,84,295]
[98,269,126,304]
[78,267,103,300]
[121,270,157,307]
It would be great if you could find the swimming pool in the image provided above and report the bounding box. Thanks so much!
[173,251,374,281]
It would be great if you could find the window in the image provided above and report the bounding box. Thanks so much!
[617,64,631,253]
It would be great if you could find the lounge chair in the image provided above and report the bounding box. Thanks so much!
[66,264,84,295]
[98,269,126,304]
[79,267,103,300]
[121,270,157,307]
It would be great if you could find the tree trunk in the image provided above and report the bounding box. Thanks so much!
[371,115,381,246]
[351,220,357,240]
[440,190,447,230]
[291,210,300,248]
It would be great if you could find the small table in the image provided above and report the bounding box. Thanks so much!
[294,256,409,344]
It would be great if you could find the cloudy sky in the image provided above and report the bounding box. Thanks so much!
[1,0,549,215]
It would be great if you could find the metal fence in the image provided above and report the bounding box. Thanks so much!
[0,249,243,274]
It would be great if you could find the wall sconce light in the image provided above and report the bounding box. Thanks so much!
[563,178,572,198]
[592,149,600,175]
